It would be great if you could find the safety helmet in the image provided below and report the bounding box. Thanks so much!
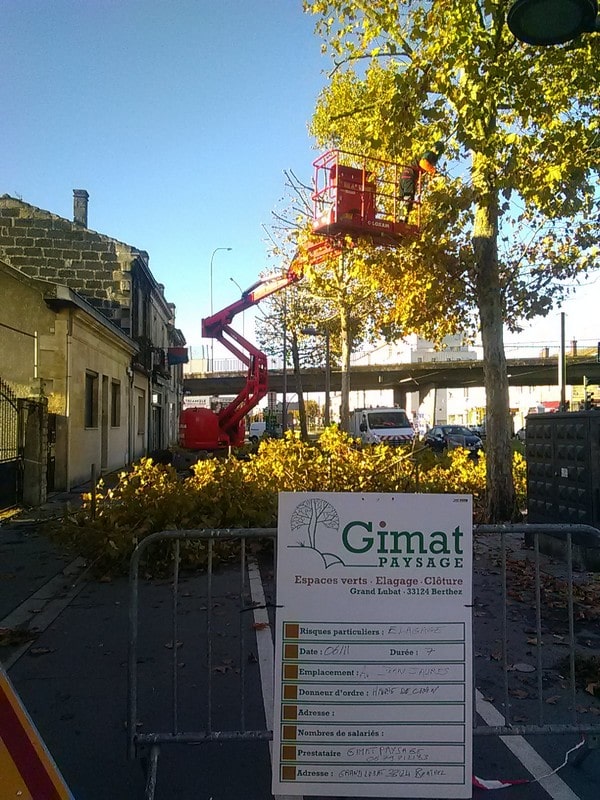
[419,141,444,173]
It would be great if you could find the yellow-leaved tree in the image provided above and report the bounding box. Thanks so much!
[258,176,406,436]
[304,0,599,521]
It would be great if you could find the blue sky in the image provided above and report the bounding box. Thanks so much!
[2,0,326,349]
[2,0,596,357]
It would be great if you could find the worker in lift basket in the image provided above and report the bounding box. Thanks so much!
[399,141,444,223]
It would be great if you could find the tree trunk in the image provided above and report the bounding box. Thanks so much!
[472,161,517,522]
[339,305,352,432]
[291,330,308,441]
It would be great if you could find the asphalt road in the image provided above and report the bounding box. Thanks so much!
[1,515,600,799]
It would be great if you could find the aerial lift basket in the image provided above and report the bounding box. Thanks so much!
[308,149,422,264]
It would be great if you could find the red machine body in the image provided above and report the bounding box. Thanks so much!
[310,149,422,263]
[179,262,302,451]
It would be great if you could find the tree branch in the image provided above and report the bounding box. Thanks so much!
[329,49,410,78]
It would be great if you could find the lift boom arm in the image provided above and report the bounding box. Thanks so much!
[200,261,302,436]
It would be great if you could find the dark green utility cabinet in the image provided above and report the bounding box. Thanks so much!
[526,411,600,526]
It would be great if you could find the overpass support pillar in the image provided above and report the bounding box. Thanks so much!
[393,386,407,408]
[419,385,435,406]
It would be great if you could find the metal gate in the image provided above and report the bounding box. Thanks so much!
[0,377,21,509]
[128,524,600,799]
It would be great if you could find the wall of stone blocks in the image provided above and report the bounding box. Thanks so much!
[0,196,134,333]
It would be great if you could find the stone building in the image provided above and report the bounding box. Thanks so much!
[0,259,140,502]
[0,192,186,502]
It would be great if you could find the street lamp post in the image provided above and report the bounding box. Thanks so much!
[559,312,567,411]
[302,326,331,427]
[209,247,232,371]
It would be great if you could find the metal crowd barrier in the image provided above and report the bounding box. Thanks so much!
[127,528,278,799]
[127,524,600,798]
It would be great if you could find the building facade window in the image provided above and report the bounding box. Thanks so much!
[111,381,121,427]
[85,371,99,428]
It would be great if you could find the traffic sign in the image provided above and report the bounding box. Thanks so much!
[0,665,74,799]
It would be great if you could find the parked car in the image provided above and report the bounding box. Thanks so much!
[515,426,526,443]
[469,424,486,439]
[424,425,483,455]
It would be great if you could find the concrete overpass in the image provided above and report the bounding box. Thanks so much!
[184,355,600,404]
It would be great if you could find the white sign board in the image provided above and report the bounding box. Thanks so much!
[272,492,472,798]
[181,396,209,409]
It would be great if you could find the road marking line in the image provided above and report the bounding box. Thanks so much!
[476,690,580,800]
[247,557,299,800]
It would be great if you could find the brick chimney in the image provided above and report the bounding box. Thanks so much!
[73,189,89,227]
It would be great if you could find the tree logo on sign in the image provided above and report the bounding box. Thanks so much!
[289,498,344,568]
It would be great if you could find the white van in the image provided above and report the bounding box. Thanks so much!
[350,408,415,446]
[248,421,267,443]
[247,421,284,443]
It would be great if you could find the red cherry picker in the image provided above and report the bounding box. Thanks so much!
[180,148,438,452]
[179,260,303,450]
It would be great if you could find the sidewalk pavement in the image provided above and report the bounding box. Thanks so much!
[0,482,93,663]
[0,483,148,799]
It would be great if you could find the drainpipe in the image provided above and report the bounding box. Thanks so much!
[126,364,134,463]
[147,374,152,454]
[33,331,38,379]
[65,311,73,490]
